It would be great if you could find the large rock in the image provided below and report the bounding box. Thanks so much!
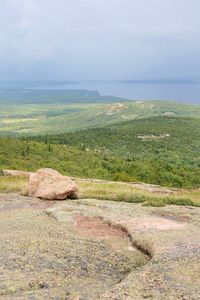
[28,168,79,200]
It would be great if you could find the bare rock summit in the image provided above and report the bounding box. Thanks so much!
[28,168,79,200]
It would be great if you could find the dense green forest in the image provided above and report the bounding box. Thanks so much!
[0,116,198,189]
[0,132,199,189]
[26,115,200,168]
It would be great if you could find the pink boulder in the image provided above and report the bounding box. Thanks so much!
[28,168,79,200]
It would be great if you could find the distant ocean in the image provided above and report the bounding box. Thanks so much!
[1,80,200,105]
[32,80,200,105]
[60,81,200,105]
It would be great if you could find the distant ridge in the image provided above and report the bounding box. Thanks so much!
[0,100,200,136]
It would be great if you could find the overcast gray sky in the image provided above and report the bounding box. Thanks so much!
[0,0,200,81]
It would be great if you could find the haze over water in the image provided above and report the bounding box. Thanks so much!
[0,80,199,105]
[32,81,200,105]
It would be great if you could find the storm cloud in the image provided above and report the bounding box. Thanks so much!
[0,0,200,80]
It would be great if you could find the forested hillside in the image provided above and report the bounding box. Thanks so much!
[0,133,199,189]
[2,115,197,189]
[1,97,200,136]
[28,115,200,168]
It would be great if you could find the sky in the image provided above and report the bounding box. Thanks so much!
[0,0,200,81]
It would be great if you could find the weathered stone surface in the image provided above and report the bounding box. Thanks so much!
[0,194,199,299]
[3,169,33,178]
[28,168,79,199]
[0,193,148,299]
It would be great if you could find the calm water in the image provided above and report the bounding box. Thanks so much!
[33,81,200,105]
[1,80,200,105]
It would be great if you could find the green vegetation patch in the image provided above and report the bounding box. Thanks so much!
[75,181,198,207]
[0,175,28,194]
[22,115,200,189]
